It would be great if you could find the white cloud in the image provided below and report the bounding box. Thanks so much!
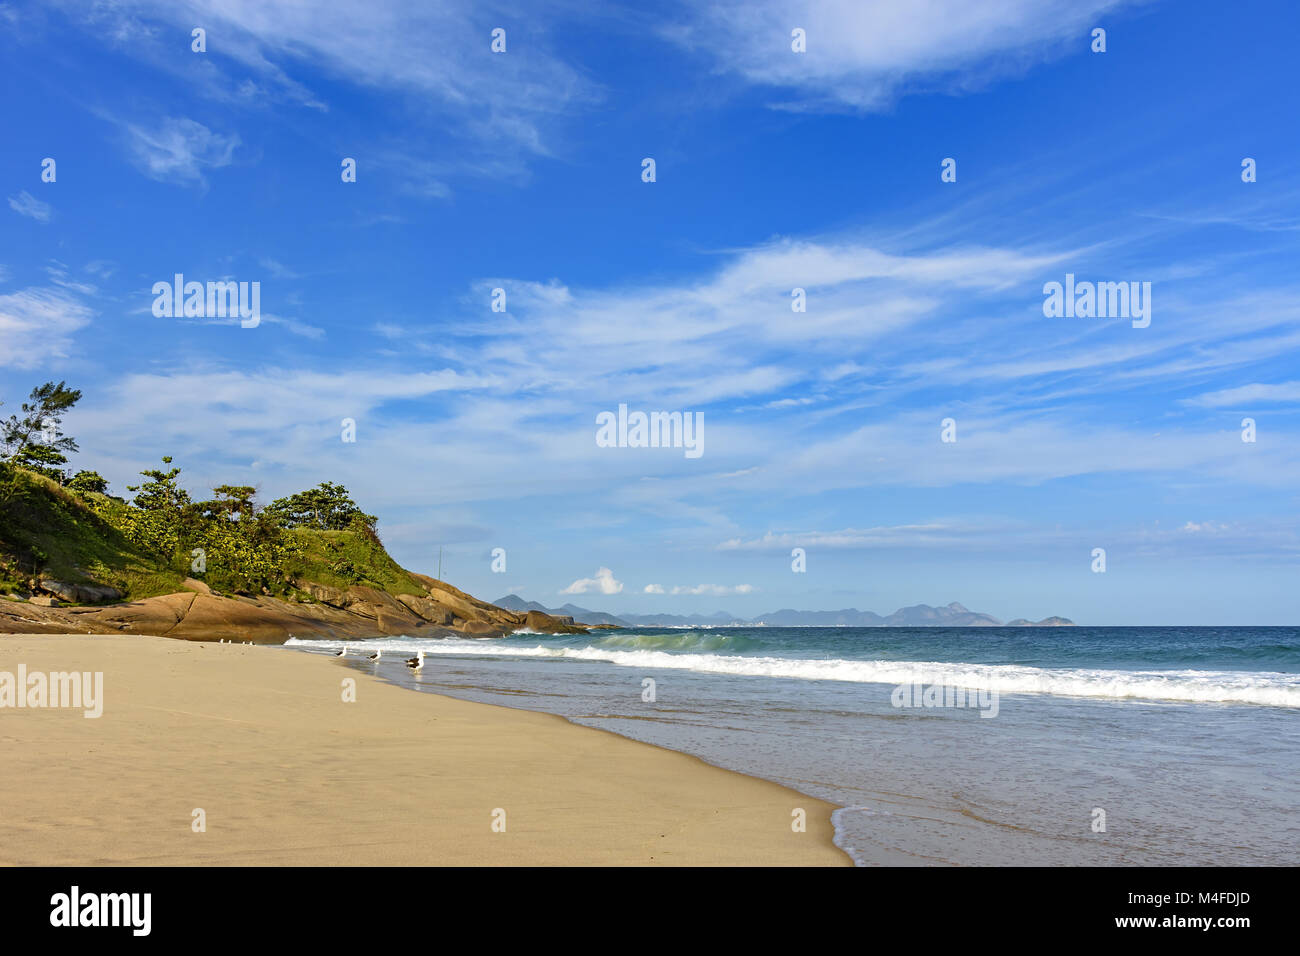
[719,524,987,551]
[643,583,665,594]
[44,263,96,295]
[673,0,1133,112]
[16,202,1299,581]
[54,219,1300,536]
[669,584,755,596]
[0,287,96,368]
[561,567,624,595]
[1185,381,1300,408]
[74,1,599,186]
[715,519,1300,562]
[119,116,240,186]
[8,191,52,223]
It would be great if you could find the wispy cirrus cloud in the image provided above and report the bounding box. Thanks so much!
[29,198,1300,536]
[0,287,96,368]
[1184,381,1300,408]
[116,115,240,186]
[61,0,599,189]
[718,523,998,551]
[8,190,52,223]
[717,519,1300,563]
[669,0,1138,112]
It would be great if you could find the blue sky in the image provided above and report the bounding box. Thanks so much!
[2,0,1298,624]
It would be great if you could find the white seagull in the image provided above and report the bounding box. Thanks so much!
[334,646,346,658]
[368,649,381,662]
[405,649,425,671]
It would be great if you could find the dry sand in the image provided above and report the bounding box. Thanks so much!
[0,634,850,866]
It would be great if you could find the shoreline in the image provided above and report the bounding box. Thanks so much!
[0,634,851,866]
[299,629,1300,866]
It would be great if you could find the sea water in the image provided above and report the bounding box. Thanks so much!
[285,626,1300,865]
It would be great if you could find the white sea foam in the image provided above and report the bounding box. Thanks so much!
[285,638,1300,708]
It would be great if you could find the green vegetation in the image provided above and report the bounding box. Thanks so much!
[284,529,424,595]
[0,381,415,604]
[265,481,378,534]
[0,466,183,599]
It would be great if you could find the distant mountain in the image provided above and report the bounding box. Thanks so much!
[495,594,630,627]
[753,603,1075,626]
[554,602,632,626]
[494,594,550,614]
[494,595,1073,628]
[885,601,1003,626]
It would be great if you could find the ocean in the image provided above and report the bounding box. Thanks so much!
[285,625,1300,865]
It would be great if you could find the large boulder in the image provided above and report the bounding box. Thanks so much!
[524,610,588,634]
[395,594,454,625]
[297,582,354,609]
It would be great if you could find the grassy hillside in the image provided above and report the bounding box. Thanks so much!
[0,465,423,605]
[0,468,183,599]
[283,528,425,596]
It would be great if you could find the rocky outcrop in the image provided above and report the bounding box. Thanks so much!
[0,590,415,643]
[394,593,454,625]
[0,573,592,644]
[37,579,124,604]
[523,610,585,633]
[407,574,588,635]
[410,575,519,628]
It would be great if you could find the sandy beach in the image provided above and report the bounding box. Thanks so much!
[0,634,849,866]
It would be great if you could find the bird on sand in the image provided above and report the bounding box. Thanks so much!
[334,646,346,657]
[405,649,425,671]
[368,649,381,661]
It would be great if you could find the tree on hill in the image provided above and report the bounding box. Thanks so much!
[266,482,377,533]
[195,485,258,523]
[127,457,192,513]
[66,470,110,496]
[0,381,82,481]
